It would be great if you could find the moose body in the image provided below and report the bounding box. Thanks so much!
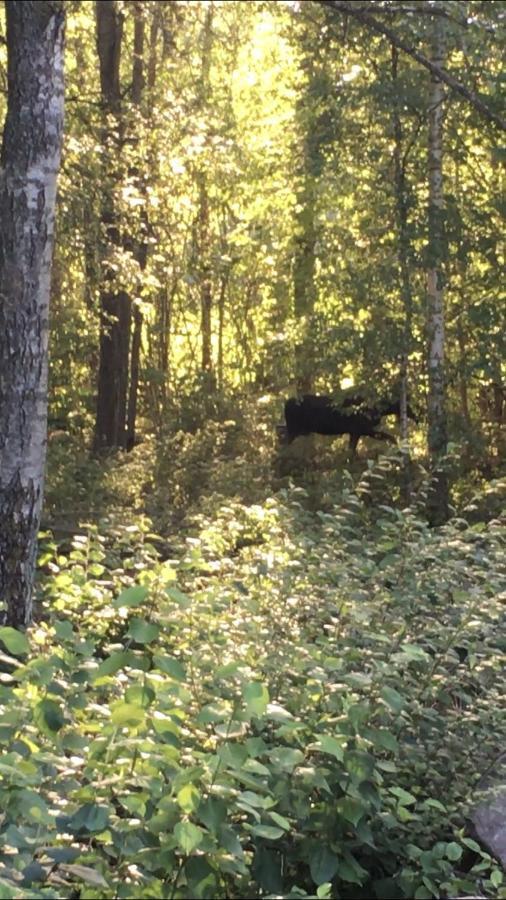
[281,394,417,453]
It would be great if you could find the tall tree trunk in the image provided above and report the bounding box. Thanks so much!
[391,45,414,503]
[126,1,147,451]
[426,7,449,525]
[197,4,214,389]
[94,0,131,451]
[0,1,65,627]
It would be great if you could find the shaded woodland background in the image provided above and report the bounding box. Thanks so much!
[48,1,504,469]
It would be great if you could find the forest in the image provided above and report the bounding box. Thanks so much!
[0,1,504,898]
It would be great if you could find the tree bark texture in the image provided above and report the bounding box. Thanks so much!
[426,9,449,525]
[0,1,65,626]
[94,0,131,451]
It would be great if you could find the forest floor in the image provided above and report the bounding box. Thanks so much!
[2,401,505,899]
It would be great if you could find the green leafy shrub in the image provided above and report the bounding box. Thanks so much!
[1,467,504,898]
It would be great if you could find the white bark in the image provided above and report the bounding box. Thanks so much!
[0,2,65,626]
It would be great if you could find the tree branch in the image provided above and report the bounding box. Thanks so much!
[319,0,506,131]
[328,3,494,32]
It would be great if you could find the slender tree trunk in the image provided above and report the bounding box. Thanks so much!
[159,283,173,393]
[197,4,214,388]
[94,0,131,451]
[426,7,449,524]
[126,1,146,451]
[0,1,65,626]
[456,302,471,429]
[199,174,214,381]
[391,45,414,503]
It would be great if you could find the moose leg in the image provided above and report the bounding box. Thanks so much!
[348,433,360,456]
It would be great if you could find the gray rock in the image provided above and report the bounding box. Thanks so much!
[471,754,506,866]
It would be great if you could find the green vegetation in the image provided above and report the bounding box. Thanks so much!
[0,1,505,897]
[0,429,504,898]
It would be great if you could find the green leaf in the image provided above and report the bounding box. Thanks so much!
[174,821,204,853]
[127,617,160,644]
[317,885,333,899]
[461,837,481,853]
[215,660,243,678]
[153,654,186,681]
[243,681,269,717]
[58,865,108,889]
[310,847,339,885]
[268,810,291,831]
[113,585,149,608]
[166,586,192,609]
[177,784,200,814]
[94,650,135,680]
[197,798,227,834]
[445,842,462,861]
[0,627,29,656]
[269,747,304,772]
[266,703,293,721]
[344,750,375,782]
[67,803,110,835]
[390,787,417,806]
[10,789,52,825]
[491,869,504,888]
[249,824,284,840]
[380,686,405,713]
[315,735,346,761]
[111,702,145,727]
[399,644,431,663]
[53,619,75,642]
[125,683,155,708]
[219,824,244,858]
[369,728,398,753]
[422,799,446,812]
[338,852,368,885]
[34,699,64,735]
[336,796,366,827]
[239,791,273,809]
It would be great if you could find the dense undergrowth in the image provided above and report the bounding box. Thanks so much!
[1,407,505,899]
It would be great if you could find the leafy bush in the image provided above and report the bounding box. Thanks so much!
[1,467,504,898]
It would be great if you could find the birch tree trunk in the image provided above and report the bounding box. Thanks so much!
[426,7,449,525]
[0,1,65,627]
